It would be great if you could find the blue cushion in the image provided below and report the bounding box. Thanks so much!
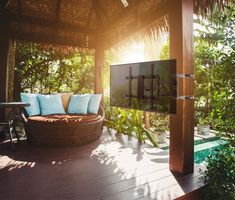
[38,94,66,115]
[20,93,40,116]
[88,94,102,114]
[67,94,91,114]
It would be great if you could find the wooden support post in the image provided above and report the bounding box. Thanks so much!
[7,41,15,102]
[94,34,104,94]
[0,20,13,120]
[169,0,194,174]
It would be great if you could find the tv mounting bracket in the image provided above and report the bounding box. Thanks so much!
[176,73,194,100]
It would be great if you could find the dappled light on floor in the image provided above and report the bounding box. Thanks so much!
[0,155,36,171]
[0,128,204,200]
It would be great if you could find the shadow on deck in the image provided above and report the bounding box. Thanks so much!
[0,128,205,200]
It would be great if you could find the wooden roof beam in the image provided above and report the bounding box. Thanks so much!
[4,12,97,34]
[9,31,95,49]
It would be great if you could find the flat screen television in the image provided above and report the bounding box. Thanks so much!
[110,59,177,114]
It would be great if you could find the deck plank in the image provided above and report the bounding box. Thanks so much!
[0,128,205,200]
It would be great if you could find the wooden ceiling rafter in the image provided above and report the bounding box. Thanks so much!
[17,0,21,16]
[86,2,93,28]
[16,0,22,32]
[92,0,103,27]
[102,0,142,33]
[0,0,11,9]
[55,0,61,24]
[95,0,110,21]
[92,0,112,32]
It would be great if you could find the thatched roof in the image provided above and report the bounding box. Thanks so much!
[0,0,231,49]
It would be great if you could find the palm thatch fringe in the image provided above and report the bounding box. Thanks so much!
[110,15,168,53]
[194,0,233,17]
[110,0,233,51]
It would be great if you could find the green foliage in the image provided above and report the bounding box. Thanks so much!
[200,142,235,200]
[159,40,169,60]
[149,113,169,132]
[158,5,235,135]
[194,7,235,199]
[104,98,158,147]
[198,116,211,126]
[14,42,94,99]
[194,4,235,133]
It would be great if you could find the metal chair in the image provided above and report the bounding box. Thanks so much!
[0,121,19,150]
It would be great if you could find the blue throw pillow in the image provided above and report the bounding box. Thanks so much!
[67,94,91,114]
[38,94,66,115]
[88,94,102,114]
[20,93,40,116]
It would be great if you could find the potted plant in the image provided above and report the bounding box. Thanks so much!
[150,113,169,144]
[197,116,210,135]
[156,129,167,143]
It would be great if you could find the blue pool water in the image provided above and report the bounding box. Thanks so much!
[194,139,228,164]
[160,138,228,164]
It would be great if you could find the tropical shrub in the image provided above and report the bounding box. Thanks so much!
[14,41,94,99]
[104,97,158,146]
[200,139,235,200]
[149,112,169,132]
[194,4,235,134]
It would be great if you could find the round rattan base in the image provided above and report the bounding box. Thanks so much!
[23,107,104,148]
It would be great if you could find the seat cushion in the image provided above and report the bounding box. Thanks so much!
[27,114,101,125]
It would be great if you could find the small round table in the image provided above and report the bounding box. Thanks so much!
[0,102,30,150]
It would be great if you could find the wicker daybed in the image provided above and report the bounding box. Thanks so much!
[21,106,104,147]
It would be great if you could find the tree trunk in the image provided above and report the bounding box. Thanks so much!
[143,111,150,129]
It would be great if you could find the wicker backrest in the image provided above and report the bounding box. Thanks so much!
[98,105,105,120]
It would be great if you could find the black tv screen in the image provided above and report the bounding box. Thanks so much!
[110,59,177,114]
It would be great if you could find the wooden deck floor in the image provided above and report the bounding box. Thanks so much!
[0,128,205,200]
